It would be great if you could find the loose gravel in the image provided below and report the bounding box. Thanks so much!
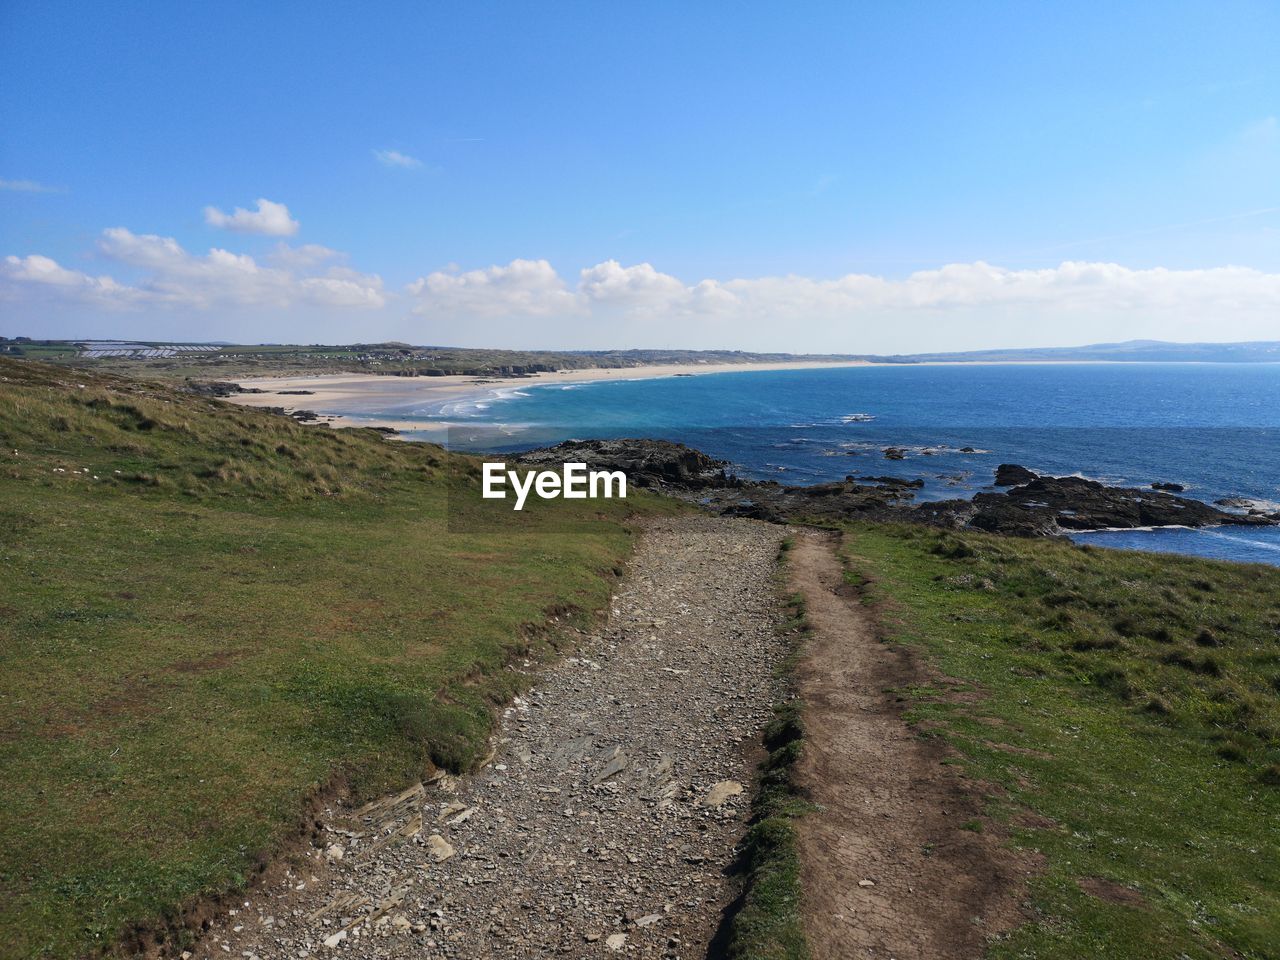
[192,515,788,960]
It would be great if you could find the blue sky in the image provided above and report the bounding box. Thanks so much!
[2,1,1278,352]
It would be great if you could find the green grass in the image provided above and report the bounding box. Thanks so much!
[839,522,1280,959]
[725,540,812,960]
[0,358,676,958]
[17,340,862,380]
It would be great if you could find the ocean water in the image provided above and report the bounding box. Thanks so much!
[386,363,1280,566]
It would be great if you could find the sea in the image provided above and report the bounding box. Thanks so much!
[381,363,1280,566]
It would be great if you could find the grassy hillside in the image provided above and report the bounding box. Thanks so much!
[841,524,1280,959]
[4,340,863,380]
[0,359,673,958]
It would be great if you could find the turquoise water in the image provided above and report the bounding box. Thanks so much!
[382,363,1280,565]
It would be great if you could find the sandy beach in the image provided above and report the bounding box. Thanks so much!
[222,360,873,434]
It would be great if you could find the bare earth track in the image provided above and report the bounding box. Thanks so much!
[192,516,787,959]
[788,530,1032,960]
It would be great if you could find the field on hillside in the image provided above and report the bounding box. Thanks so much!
[841,524,1280,959]
[0,359,674,958]
[2,340,857,381]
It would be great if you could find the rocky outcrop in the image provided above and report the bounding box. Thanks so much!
[848,475,926,490]
[517,439,918,521]
[517,438,734,490]
[994,463,1038,486]
[702,476,919,524]
[516,442,1276,538]
[919,468,1275,537]
[182,379,266,397]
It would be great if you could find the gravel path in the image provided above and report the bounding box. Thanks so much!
[193,515,788,960]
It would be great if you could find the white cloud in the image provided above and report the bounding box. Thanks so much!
[203,198,299,236]
[268,243,343,268]
[2,228,384,312]
[373,149,422,169]
[403,257,1280,350]
[578,260,688,309]
[0,178,65,194]
[2,254,137,306]
[8,227,1280,349]
[407,259,577,318]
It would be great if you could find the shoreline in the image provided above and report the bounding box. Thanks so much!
[222,356,1280,440]
[222,360,874,434]
[220,357,1206,434]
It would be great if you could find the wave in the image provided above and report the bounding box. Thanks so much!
[1195,528,1280,553]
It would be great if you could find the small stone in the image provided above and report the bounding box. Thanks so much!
[606,932,627,951]
[858,879,876,887]
[323,929,347,948]
[438,801,467,821]
[703,780,743,807]
[593,747,630,784]
[324,843,344,862]
[448,805,477,826]
[426,834,455,862]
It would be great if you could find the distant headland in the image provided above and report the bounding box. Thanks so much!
[2,335,1278,381]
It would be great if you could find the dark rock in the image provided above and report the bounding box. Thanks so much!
[182,379,265,397]
[1151,481,1185,493]
[846,475,926,489]
[922,474,1275,537]
[883,447,907,460]
[519,438,1277,539]
[994,464,1038,486]
[698,477,917,523]
[518,438,733,490]
[719,500,785,523]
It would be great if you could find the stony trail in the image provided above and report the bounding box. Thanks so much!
[193,516,789,960]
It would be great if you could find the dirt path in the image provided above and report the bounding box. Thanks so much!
[787,530,1031,960]
[192,516,787,959]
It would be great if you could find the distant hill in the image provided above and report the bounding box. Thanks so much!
[6,337,1280,377]
[870,339,1280,363]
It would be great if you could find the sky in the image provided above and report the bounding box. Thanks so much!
[2,0,1278,354]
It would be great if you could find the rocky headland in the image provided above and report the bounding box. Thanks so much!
[914,471,1277,537]
[517,439,1279,538]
